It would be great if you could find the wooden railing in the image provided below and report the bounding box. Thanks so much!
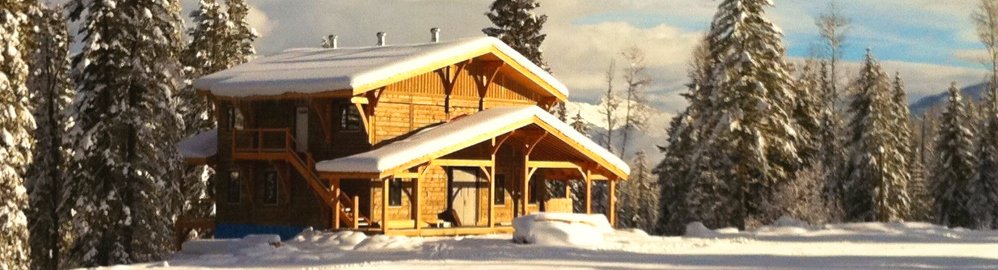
[232,128,293,153]
[231,127,369,229]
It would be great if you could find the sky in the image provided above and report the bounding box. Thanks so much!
[171,0,989,114]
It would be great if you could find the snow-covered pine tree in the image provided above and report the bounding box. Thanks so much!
[65,0,185,266]
[690,0,805,228]
[842,50,911,222]
[970,80,998,229]
[25,4,74,270]
[482,0,548,69]
[657,37,715,234]
[224,0,257,66]
[775,60,829,223]
[618,151,658,232]
[818,61,846,221]
[0,1,36,268]
[177,0,230,225]
[932,82,978,228]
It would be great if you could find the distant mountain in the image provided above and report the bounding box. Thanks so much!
[909,83,987,116]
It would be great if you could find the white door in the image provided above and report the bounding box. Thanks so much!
[295,106,308,152]
[451,168,479,226]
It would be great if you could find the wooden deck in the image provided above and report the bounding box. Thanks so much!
[385,226,515,237]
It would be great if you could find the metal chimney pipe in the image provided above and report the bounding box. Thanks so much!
[377,32,387,46]
[431,28,440,43]
[327,34,338,49]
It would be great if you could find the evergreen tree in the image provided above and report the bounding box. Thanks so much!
[65,0,185,266]
[570,111,588,134]
[842,50,911,222]
[777,60,830,223]
[224,0,256,66]
[618,151,658,232]
[25,4,74,270]
[0,1,36,268]
[686,0,805,228]
[482,0,548,69]
[932,82,978,228]
[177,0,230,225]
[970,80,998,229]
[818,61,846,221]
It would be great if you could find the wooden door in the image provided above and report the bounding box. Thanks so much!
[450,168,479,226]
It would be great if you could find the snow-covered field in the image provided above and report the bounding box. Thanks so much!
[103,218,998,270]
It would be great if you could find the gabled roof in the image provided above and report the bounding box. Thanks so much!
[193,37,568,100]
[314,106,629,179]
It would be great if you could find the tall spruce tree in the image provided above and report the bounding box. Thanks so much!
[177,0,230,225]
[482,0,548,69]
[65,0,185,266]
[970,81,998,229]
[25,4,74,270]
[685,0,805,228]
[932,82,977,228]
[1,1,36,268]
[842,50,911,222]
[818,61,847,220]
[225,0,257,66]
[618,151,658,232]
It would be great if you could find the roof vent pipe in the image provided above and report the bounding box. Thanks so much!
[325,34,338,49]
[431,28,440,43]
[377,32,387,46]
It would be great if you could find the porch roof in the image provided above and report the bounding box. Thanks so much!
[314,106,629,179]
[177,128,218,163]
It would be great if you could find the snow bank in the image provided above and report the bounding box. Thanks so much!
[354,235,423,251]
[684,222,720,238]
[181,234,281,255]
[513,213,614,246]
[286,228,368,251]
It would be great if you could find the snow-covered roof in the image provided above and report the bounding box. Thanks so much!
[177,129,218,160]
[315,106,629,178]
[193,37,568,99]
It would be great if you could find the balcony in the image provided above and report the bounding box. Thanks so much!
[231,128,295,160]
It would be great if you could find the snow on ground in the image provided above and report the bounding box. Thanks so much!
[102,217,998,270]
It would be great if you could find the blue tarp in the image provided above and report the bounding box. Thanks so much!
[215,223,306,241]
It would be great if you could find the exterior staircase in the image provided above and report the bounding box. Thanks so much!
[232,128,371,229]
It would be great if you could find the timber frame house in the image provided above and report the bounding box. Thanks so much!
[178,34,629,238]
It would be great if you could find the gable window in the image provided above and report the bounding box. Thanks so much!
[339,104,363,131]
[494,174,506,205]
[227,170,242,204]
[389,179,403,207]
[263,171,279,205]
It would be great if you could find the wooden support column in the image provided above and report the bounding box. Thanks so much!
[414,165,429,231]
[585,169,592,214]
[332,177,341,230]
[413,176,420,231]
[474,62,504,111]
[382,178,389,233]
[436,62,469,115]
[609,178,617,227]
[522,155,530,217]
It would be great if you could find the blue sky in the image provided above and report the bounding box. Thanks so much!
[174,0,988,112]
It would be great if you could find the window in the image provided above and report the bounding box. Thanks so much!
[389,179,403,206]
[226,106,244,131]
[494,175,506,205]
[339,104,363,131]
[263,171,279,205]
[227,170,241,204]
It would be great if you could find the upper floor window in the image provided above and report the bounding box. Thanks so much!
[227,170,242,204]
[263,171,279,205]
[226,106,244,131]
[340,104,363,131]
[389,179,403,206]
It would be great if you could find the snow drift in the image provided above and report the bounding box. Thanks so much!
[512,213,614,246]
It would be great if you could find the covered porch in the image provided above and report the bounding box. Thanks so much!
[315,106,629,235]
